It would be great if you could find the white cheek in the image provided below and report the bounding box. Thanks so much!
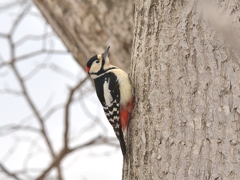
[90,62,101,74]
[90,74,98,79]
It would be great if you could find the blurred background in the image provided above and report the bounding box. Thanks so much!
[0,0,124,179]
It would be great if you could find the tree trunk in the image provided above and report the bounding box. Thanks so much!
[32,0,134,71]
[124,0,240,179]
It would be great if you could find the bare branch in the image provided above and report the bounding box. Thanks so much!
[64,76,89,148]
[14,49,69,61]
[22,62,77,81]
[78,99,108,134]
[0,1,20,12]
[22,63,46,81]
[0,49,69,69]
[14,50,44,61]
[0,88,22,96]
[23,136,44,171]
[11,63,56,158]
[1,140,19,162]
[17,94,56,125]
[48,63,77,80]
[56,167,63,180]
[42,103,64,120]
[14,32,55,47]
[69,136,119,153]
[0,67,10,77]
[36,136,117,180]
[0,163,22,180]
[0,33,8,38]
[35,147,70,180]
[0,124,40,136]
[0,61,10,68]
[42,94,85,121]
[10,4,31,35]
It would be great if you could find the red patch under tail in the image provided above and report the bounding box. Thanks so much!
[120,109,129,133]
[120,96,134,133]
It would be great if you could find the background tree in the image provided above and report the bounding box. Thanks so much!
[32,0,134,71]
[124,0,240,179]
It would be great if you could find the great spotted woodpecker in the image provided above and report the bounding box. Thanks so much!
[86,46,134,156]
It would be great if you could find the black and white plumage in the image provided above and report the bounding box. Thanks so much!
[86,46,134,156]
[95,72,126,154]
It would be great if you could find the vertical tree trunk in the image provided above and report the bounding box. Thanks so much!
[124,0,240,179]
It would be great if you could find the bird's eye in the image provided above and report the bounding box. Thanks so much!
[96,60,100,63]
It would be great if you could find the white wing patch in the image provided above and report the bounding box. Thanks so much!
[103,78,113,106]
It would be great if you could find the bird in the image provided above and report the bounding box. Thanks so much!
[86,46,134,155]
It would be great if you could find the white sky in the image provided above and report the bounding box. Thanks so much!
[0,1,122,179]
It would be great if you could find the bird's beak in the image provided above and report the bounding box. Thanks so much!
[102,46,110,60]
[86,66,90,73]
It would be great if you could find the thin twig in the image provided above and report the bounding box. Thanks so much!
[10,4,31,35]
[1,140,19,162]
[0,33,8,38]
[64,76,88,148]
[0,49,69,69]
[0,125,40,136]
[78,99,108,134]
[0,163,22,180]
[0,89,22,96]
[14,32,55,46]
[14,49,69,61]
[11,62,56,158]
[35,136,117,180]
[69,136,119,153]
[35,147,70,180]
[0,1,20,12]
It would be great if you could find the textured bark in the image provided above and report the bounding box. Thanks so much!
[124,0,240,179]
[32,0,134,71]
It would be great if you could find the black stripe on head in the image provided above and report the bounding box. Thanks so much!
[101,57,105,70]
[86,55,98,68]
[90,67,117,76]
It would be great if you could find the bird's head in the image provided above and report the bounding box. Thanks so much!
[86,46,111,78]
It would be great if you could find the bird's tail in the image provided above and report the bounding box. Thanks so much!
[118,127,126,156]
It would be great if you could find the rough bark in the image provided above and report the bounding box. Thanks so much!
[32,0,134,71]
[124,0,240,179]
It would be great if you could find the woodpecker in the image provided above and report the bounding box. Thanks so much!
[86,46,134,156]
